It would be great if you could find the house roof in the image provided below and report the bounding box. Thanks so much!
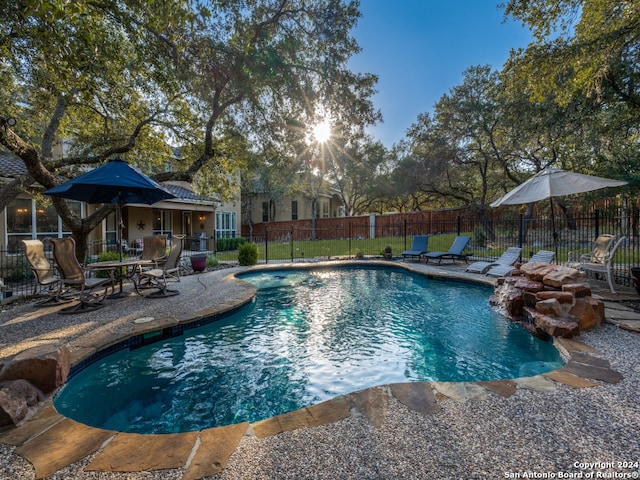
[0,151,28,178]
[0,154,217,206]
[164,183,215,203]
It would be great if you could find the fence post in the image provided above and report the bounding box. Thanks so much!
[595,209,600,238]
[518,214,524,248]
[349,223,352,258]
[404,219,407,250]
[457,216,461,236]
[265,225,269,264]
[290,227,294,262]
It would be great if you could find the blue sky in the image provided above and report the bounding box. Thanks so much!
[348,1,533,148]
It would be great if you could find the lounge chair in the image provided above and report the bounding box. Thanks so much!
[465,247,522,274]
[401,235,429,261]
[486,249,556,277]
[423,236,471,264]
[21,239,71,306]
[51,237,115,313]
[137,235,184,297]
[577,236,626,293]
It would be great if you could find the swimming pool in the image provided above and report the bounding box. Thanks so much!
[54,266,564,433]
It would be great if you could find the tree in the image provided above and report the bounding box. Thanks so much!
[1,0,378,259]
[318,132,387,216]
[397,66,510,233]
[502,0,640,112]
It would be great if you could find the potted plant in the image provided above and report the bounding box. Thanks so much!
[190,254,207,272]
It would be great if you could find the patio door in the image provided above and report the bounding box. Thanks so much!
[182,212,192,237]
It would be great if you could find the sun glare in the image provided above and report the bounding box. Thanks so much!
[312,120,331,143]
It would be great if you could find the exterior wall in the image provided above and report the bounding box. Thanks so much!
[215,198,241,238]
[245,192,343,225]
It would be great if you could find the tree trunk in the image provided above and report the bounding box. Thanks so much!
[311,198,317,241]
[557,201,577,230]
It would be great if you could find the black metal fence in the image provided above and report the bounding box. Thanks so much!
[3,209,639,300]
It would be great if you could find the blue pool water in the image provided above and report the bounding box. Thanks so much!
[54,266,564,433]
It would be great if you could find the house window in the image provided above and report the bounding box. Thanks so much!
[5,198,80,253]
[152,209,172,237]
[322,202,329,218]
[262,201,269,222]
[105,211,118,246]
[291,200,298,220]
[216,211,237,239]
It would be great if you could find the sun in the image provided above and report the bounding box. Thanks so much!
[312,120,331,143]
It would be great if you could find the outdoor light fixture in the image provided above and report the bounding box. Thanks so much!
[198,214,206,221]
[2,117,16,128]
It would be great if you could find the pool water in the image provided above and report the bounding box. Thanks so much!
[54,267,564,433]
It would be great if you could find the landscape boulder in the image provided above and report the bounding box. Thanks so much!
[0,379,44,427]
[0,345,70,394]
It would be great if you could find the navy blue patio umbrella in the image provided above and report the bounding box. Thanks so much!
[45,158,177,262]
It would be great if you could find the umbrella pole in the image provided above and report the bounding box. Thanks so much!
[110,199,125,297]
[550,197,558,262]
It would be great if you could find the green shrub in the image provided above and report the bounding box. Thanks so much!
[216,237,247,252]
[473,227,487,248]
[238,242,258,266]
[6,256,30,281]
[94,251,126,277]
[206,255,219,267]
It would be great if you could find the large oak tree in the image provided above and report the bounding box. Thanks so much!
[0,0,378,258]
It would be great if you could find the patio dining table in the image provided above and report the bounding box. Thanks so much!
[86,258,156,297]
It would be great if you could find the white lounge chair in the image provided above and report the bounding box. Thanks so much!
[486,250,555,277]
[466,247,522,274]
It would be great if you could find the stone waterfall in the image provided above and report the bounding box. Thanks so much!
[490,262,605,339]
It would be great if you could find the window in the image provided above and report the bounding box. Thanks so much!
[152,209,172,237]
[5,197,81,253]
[322,202,329,218]
[291,200,298,220]
[262,201,269,222]
[105,211,118,246]
[216,211,237,239]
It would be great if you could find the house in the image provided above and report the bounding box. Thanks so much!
[243,179,345,226]
[0,152,241,254]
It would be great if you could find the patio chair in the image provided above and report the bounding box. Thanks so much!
[423,236,471,264]
[51,237,115,313]
[21,239,71,306]
[486,249,556,277]
[137,235,184,298]
[577,236,626,293]
[401,235,429,262]
[567,234,615,268]
[139,235,168,264]
[133,235,168,277]
[465,247,522,275]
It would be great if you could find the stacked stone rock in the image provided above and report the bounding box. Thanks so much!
[0,346,69,427]
[491,261,605,339]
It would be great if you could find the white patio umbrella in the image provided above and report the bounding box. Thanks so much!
[490,167,627,257]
